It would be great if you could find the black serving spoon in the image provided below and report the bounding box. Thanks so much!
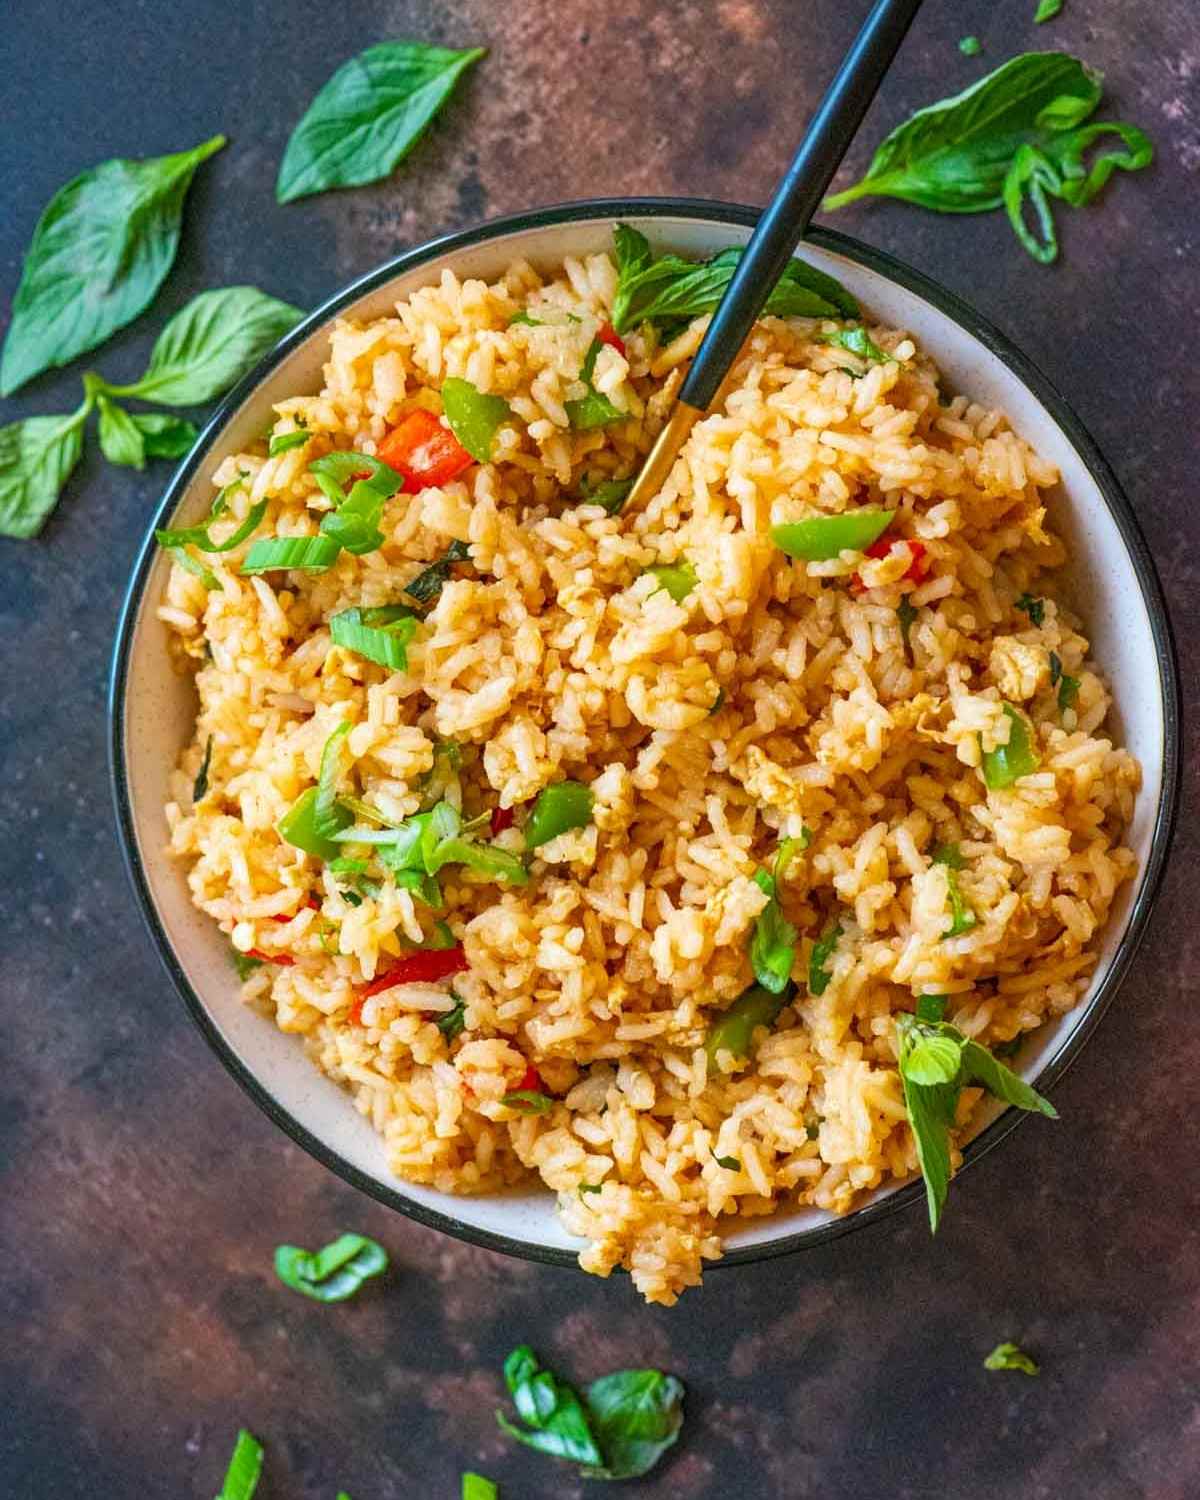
[625,0,924,509]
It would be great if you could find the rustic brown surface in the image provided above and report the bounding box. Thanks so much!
[1,1,1198,1496]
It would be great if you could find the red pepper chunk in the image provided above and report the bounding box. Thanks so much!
[357,945,469,1000]
[490,805,515,836]
[516,1063,544,1094]
[246,949,294,967]
[377,409,474,492]
[597,322,627,358]
[852,538,928,592]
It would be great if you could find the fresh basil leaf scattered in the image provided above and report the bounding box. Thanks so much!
[0,135,226,396]
[214,1429,263,1500]
[404,538,471,605]
[1034,0,1062,21]
[500,1089,555,1115]
[461,1475,498,1500]
[959,1038,1058,1118]
[915,993,948,1023]
[808,918,843,996]
[1015,591,1045,626]
[903,1030,963,1086]
[441,377,511,463]
[241,535,342,574]
[103,287,305,406]
[984,1340,1040,1374]
[330,605,419,670]
[96,395,146,469]
[193,735,214,803]
[897,597,918,647]
[816,326,890,364]
[580,1369,686,1481]
[0,406,88,537]
[268,426,310,457]
[274,1232,388,1301]
[1057,671,1080,712]
[497,1345,605,1467]
[277,42,486,204]
[749,870,798,995]
[715,1155,742,1171]
[611,223,857,334]
[129,411,199,458]
[436,995,467,1041]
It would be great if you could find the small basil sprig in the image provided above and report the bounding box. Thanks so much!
[273,1232,388,1301]
[897,1013,1057,1230]
[214,1429,264,1500]
[822,53,1152,264]
[496,1345,685,1481]
[405,539,472,606]
[0,407,89,538]
[277,42,486,204]
[1,135,226,395]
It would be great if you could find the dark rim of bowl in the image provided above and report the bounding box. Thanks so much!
[109,196,1181,1272]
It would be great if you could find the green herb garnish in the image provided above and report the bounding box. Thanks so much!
[1034,0,1062,21]
[129,411,199,458]
[897,597,918,647]
[1015,591,1045,626]
[0,407,89,538]
[808,918,843,996]
[273,1232,388,1301]
[497,1345,684,1481]
[156,482,267,555]
[565,338,625,431]
[241,535,342,574]
[319,479,385,555]
[822,53,1152,265]
[309,450,402,496]
[461,1476,498,1500]
[897,1013,1056,1230]
[214,1429,263,1500]
[749,870,798,995]
[404,539,472,606]
[437,995,468,1041]
[1058,672,1080,712]
[771,508,893,562]
[268,426,310,457]
[916,993,948,1022]
[815,325,890,364]
[232,949,263,981]
[984,1340,1040,1374]
[959,35,982,56]
[500,1089,555,1114]
[715,1155,742,1171]
[577,474,634,515]
[276,43,486,204]
[193,736,214,803]
[931,844,976,938]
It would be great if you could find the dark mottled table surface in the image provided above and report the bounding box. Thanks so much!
[2,2,1197,1496]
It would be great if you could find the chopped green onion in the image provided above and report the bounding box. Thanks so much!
[193,735,213,803]
[155,480,266,555]
[771,508,893,562]
[932,846,976,939]
[241,535,342,573]
[336,795,392,828]
[313,722,352,841]
[644,561,698,602]
[268,427,310,456]
[274,1233,388,1301]
[278,785,352,861]
[749,869,797,994]
[319,480,385,555]
[705,983,791,1067]
[980,704,1040,789]
[329,606,419,670]
[329,856,369,875]
[501,1089,555,1114]
[808,918,843,996]
[162,544,220,589]
[215,1429,264,1500]
[312,470,348,506]
[441,377,512,463]
[524,781,595,850]
[433,836,531,885]
[309,450,402,496]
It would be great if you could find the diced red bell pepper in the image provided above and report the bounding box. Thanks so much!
[515,1063,544,1094]
[378,409,474,493]
[357,945,469,1000]
[597,322,626,358]
[852,537,928,592]
[490,805,515,836]
[246,948,294,966]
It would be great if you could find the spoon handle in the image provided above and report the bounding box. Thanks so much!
[680,0,923,412]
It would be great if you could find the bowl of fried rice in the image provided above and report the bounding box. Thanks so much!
[110,200,1179,1304]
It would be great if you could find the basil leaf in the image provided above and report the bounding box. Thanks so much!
[580,1370,686,1481]
[215,1429,263,1500]
[193,735,214,803]
[984,1340,1040,1374]
[808,918,843,996]
[330,605,418,670]
[1015,591,1045,626]
[915,993,948,1022]
[0,407,88,538]
[130,411,199,459]
[1034,0,1062,20]
[461,1476,497,1500]
[0,135,226,396]
[897,598,918,647]
[822,54,1102,214]
[903,1030,963,1087]
[277,42,486,204]
[749,871,798,995]
[497,1346,605,1468]
[107,287,305,406]
[241,535,342,574]
[610,225,857,333]
[441,377,511,463]
[274,1232,388,1301]
[96,395,146,470]
[815,326,890,364]
[437,995,467,1041]
[959,1039,1058,1118]
[268,427,311,457]
[404,539,471,605]
[715,1156,742,1171]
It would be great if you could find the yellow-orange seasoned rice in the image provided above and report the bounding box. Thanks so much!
[159,243,1139,1304]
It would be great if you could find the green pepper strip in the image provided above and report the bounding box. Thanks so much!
[705,983,792,1068]
[771,508,893,562]
[980,704,1041,789]
[441,377,512,463]
[278,786,352,861]
[524,781,595,850]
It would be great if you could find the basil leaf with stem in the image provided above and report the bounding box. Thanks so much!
[277,42,487,203]
[273,1232,388,1301]
[96,394,146,469]
[496,1345,605,1468]
[129,411,198,458]
[214,1429,264,1500]
[193,735,214,803]
[580,1369,686,1481]
[441,377,511,463]
[99,287,305,406]
[715,1156,742,1171]
[0,135,226,396]
[0,401,89,537]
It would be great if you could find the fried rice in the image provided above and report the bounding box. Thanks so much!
[158,240,1139,1304]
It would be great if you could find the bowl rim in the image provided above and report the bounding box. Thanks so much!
[108,195,1182,1270]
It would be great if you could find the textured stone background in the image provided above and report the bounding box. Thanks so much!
[1,1,1197,1496]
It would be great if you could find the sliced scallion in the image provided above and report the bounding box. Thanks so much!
[241,535,342,574]
[329,605,419,670]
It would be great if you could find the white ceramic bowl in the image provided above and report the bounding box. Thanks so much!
[110,201,1180,1267]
